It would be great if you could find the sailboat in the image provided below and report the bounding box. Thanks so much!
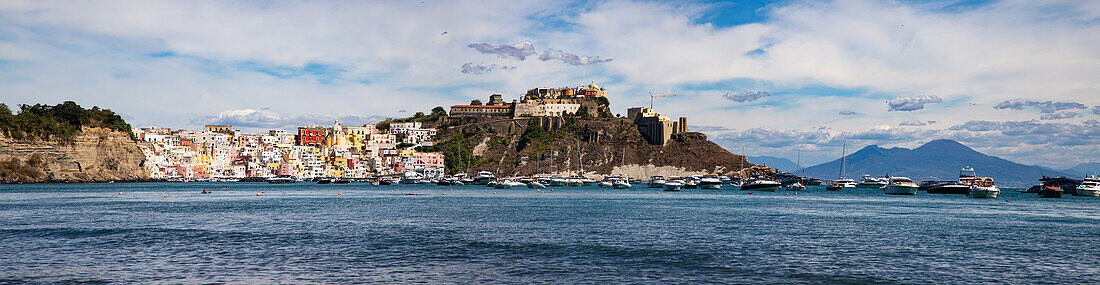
[613,148,632,189]
[826,138,856,191]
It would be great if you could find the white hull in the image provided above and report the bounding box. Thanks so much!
[967,186,1000,198]
[613,182,631,189]
[598,182,613,188]
[663,183,683,191]
[700,184,722,190]
[883,185,918,195]
[528,182,546,189]
[1074,187,1100,197]
[648,181,666,188]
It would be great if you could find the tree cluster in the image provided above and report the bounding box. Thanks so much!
[0,101,132,142]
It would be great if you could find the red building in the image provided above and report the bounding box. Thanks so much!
[297,127,326,146]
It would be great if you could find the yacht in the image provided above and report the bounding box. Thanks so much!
[266,175,297,184]
[919,180,970,194]
[826,178,857,191]
[473,171,496,185]
[663,179,684,191]
[580,178,598,186]
[565,177,583,187]
[967,177,1000,198]
[549,176,568,186]
[612,178,632,189]
[1038,185,1064,198]
[599,175,620,188]
[882,177,919,195]
[1075,175,1100,197]
[958,166,977,186]
[856,174,888,189]
[773,172,803,186]
[741,178,781,192]
[806,178,825,186]
[648,176,667,188]
[598,181,613,188]
[527,181,546,189]
[399,172,423,184]
[699,177,723,190]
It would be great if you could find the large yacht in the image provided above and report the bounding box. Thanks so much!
[967,177,1000,198]
[473,171,495,185]
[882,177,918,195]
[920,180,970,194]
[648,176,667,188]
[856,174,888,189]
[1075,175,1100,197]
[699,177,723,190]
[826,177,857,191]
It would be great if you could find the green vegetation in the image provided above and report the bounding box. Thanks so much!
[470,99,483,105]
[0,101,132,142]
[575,106,592,118]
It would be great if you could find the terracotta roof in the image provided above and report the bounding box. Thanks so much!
[450,105,510,108]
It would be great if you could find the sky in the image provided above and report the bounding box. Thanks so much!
[1,0,1098,169]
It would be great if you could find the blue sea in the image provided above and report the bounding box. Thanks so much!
[1,183,1098,284]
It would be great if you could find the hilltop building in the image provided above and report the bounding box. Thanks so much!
[204,125,233,134]
[628,107,688,145]
[450,84,608,118]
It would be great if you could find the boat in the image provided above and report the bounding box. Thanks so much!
[856,174,888,189]
[612,178,631,189]
[494,180,512,189]
[473,171,496,185]
[920,180,970,194]
[265,175,296,184]
[882,177,918,195]
[486,181,498,188]
[598,181,613,188]
[580,178,598,186]
[806,178,825,186]
[826,178,856,191]
[316,178,332,184]
[773,172,803,186]
[565,178,583,187]
[504,180,525,189]
[549,176,568,186]
[399,172,423,184]
[683,178,699,189]
[528,181,546,189]
[782,182,805,191]
[647,176,667,188]
[967,177,1000,198]
[378,178,393,185]
[662,182,683,191]
[1038,185,1064,198]
[1036,176,1080,197]
[699,177,722,190]
[333,178,351,184]
[741,178,781,192]
[1075,175,1100,197]
[958,166,977,186]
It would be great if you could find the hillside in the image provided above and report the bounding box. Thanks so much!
[1062,163,1100,177]
[748,156,799,173]
[801,139,1073,187]
[0,102,147,183]
[425,116,768,178]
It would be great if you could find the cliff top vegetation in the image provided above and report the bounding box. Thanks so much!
[0,101,132,142]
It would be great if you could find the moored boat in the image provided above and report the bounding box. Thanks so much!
[966,177,1000,198]
[741,178,781,192]
[266,175,297,184]
[920,180,970,194]
[528,181,546,189]
[1075,175,1100,197]
[826,178,856,191]
[648,176,667,188]
[663,180,684,191]
[473,171,496,185]
[882,177,918,195]
[612,178,631,189]
[856,174,888,189]
[1039,186,1064,198]
[699,177,722,190]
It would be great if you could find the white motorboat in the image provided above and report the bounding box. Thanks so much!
[741,178,781,192]
[699,177,722,189]
[527,181,546,189]
[612,178,631,189]
[1076,175,1100,197]
[549,176,568,186]
[856,174,888,189]
[598,181,613,188]
[473,171,496,185]
[663,180,684,191]
[967,177,1000,198]
[399,172,423,184]
[882,177,918,195]
[782,182,805,191]
[565,178,583,187]
[648,176,667,188]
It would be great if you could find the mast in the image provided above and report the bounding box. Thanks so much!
[838,138,847,179]
[577,141,582,176]
[796,148,802,175]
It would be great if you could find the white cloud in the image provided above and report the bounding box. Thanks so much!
[468,41,537,61]
[994,98,1087,113]
[723,90,770,103]
[191,109,388,133]
[538,48,612,65]
[460,63,515,74]
[887,95,943,111]
[1040,111,1079,120]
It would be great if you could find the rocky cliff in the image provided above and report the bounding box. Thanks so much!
[0,127,148,183]
[429,116,771,178]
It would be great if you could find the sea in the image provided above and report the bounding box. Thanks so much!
[1,182,1097,284]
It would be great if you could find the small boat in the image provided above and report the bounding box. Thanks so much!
[782,182,805,191]
[378,178,393,185]
[920,181,970,194]
[473,171,496,185]
[549,177,568,186]
[806,178,825,186]
[1039,186,1064,198]
[699,177,722,190]
[333,178,351,184]
[266,175,296,184]
[612,178,631,189]
[528,181,546,189]
[882,177,918,195]
[598,181,613,188]
[580,178,598,186]
[741,178,781,192]
[399,172,423,184]
[683,178,699,189]
[825,178,856,191]
[663,180,684,191]
[565,178,583,187]
[316,178,332,184]
[494,180,512,189]
[1075,175,1100,197]
[856,174,888,189]
[648,176,667,188]
[967,177,1000,198]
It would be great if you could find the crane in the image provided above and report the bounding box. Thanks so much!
[649,92,684,109]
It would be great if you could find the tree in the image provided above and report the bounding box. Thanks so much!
[470,99,483,105]
[414,111,425,118]
[431,106,447,116]
[575,106,591,118]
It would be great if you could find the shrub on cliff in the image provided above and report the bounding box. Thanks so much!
[0,101,131,142]
[0,155,46,181]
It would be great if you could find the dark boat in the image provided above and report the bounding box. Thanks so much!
[238,177,266,182]
[333,179,351,184]
[1038,176,1081,196]
[920,181,970,194]
[1038,186,1063,198]
[806,178,825,186]
[316,178,332,184]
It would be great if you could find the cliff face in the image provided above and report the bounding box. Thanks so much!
[432,117,771,178]
[0,127,148,183]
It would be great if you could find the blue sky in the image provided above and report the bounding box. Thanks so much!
[1,0,1098,169]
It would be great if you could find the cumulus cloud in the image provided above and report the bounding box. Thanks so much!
[899,120,937,126]
[538,48,612,65]
[467,41,536,61]
[723,90,770,103]
[1040,111,1079,120]
[994,99,1087,113]
[887,95,943,111]
[191,109,387,132]
[1095,106,1100,115]
[838,110,857,116]
[460,63,515,74]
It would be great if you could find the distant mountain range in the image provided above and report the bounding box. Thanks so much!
[801,139,1074,187]
[748,156,800,173]
[1062,163,1100,177]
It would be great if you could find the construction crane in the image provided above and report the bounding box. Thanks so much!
[649,92,684,109]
